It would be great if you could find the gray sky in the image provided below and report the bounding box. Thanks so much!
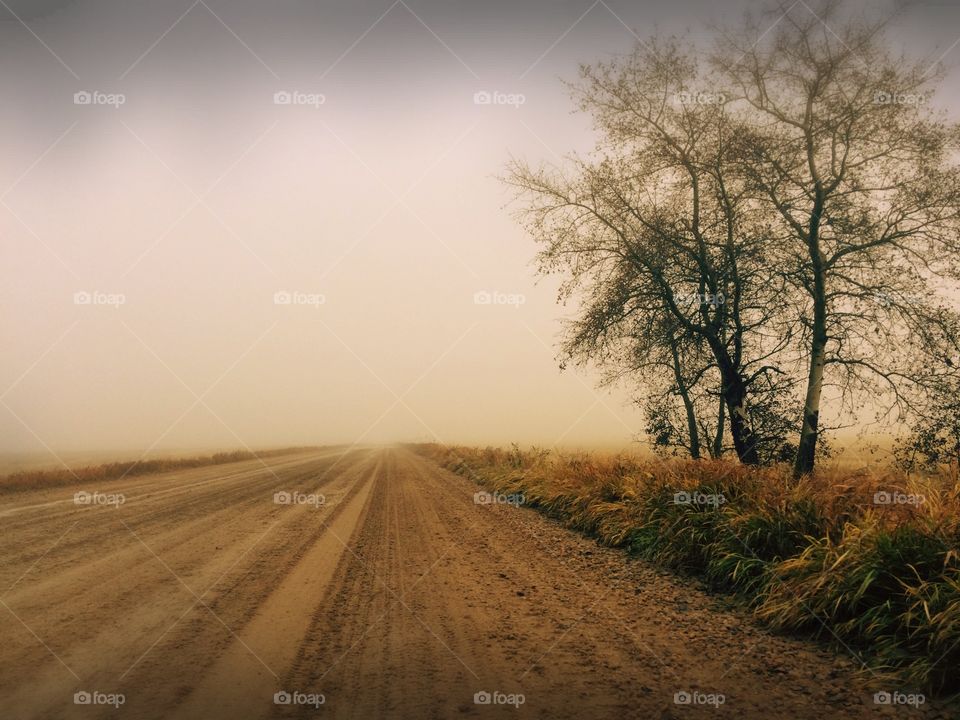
[2,0,958,458]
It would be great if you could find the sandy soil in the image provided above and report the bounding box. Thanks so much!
[0,447,953,719]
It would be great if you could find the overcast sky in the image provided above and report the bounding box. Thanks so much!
[2,0,958,460]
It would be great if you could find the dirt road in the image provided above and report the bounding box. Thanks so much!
[0,447,946,719]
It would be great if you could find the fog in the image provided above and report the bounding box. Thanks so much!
[2,0,958,463]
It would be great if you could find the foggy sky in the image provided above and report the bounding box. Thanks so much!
[2,0,958,460]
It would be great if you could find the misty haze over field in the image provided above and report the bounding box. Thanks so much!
[5,3,960,719]
[3,0,959,460]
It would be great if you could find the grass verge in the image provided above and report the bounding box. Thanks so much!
[414,443,960,697]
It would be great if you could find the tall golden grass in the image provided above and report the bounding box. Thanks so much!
[416,443,960,696]
[0,447,318,494]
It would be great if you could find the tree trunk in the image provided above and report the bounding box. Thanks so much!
[706,337,759,465]
[712,392,725,458]
[794,334,825,476]
[794,194,828,477]
[669,336,701,459]
[722,375,760,465]
[678,389,701,460]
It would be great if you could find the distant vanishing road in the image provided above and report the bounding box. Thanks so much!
[0,447,926,719]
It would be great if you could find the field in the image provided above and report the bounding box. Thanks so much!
[4,446,956,718]
[0,448,316,494]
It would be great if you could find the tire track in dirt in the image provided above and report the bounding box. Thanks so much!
[0,449,371,719]
[2,447,954,719]
[164,454,383,720]
[0,449,350,587]
[112,451,379,720]
[279,449,949,719]
[1,450,360,630]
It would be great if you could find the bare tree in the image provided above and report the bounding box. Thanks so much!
[506,38,798,464]
[714,0,960,476]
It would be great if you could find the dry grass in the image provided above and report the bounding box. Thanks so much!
[415,443,960,696]
[0,447,319,494]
